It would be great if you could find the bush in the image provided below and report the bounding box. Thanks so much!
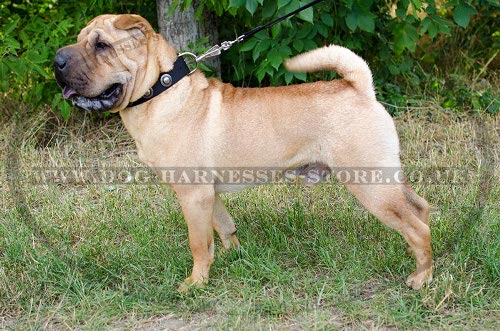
[1,0,498,118]
[206,0,498,113]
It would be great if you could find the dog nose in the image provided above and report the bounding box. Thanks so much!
[54,49,70,71]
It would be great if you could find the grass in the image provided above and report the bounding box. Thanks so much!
[0,103,499,330]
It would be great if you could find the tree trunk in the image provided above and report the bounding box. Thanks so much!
[156,0,220,75]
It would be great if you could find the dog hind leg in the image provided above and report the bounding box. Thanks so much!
[401,181,431,257]
[213,195,241,251]
[345,183,433,289]
[402,180,430,225]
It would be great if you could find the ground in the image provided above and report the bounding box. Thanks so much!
[0,103,499,330]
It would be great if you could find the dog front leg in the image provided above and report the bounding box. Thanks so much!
[174,185,215,292]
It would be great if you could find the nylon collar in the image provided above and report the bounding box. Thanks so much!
[127,56,190,108]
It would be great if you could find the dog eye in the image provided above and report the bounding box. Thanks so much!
[95,41,110,51]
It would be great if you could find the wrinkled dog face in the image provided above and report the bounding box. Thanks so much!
[53,15,152,112]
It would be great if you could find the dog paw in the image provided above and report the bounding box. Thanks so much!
[406,269,433,290]
[230,234,241,251]
[219,233,241,252]
[177,276,207,293]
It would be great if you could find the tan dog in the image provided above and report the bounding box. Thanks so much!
[54,14,433,290]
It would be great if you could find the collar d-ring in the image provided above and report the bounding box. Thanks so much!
[178,52,199,74]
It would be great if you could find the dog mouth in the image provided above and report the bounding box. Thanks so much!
[61,83,123,112]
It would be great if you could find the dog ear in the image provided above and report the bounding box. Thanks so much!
[114,14,153,39]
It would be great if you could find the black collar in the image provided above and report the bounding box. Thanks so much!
[127,57,191,108]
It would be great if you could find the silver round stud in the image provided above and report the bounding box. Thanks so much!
[160,74,173,87]
[143,88,153,98]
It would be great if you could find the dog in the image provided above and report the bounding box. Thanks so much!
[54,14,433,291]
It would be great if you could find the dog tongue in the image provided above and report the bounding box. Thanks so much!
[62,86,78,99]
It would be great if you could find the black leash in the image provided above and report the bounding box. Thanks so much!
[181,0,326,65]
[239,0,325,42]
[127,0,325,108]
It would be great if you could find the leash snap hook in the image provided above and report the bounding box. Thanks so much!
[181,0,324,68]
[182,34,245,69]
[195,45,222,62]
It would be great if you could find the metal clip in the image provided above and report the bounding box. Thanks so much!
[195,45,222,62]
[194,36,246,62]
[179,36,246,74]
[220,35,245,51]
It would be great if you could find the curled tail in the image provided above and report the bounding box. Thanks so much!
[284,44,376,100]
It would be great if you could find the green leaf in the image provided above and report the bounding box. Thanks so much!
[444,0,459,7]
[246,0,258,15]
[393,22,419,55]
[420,16,432,36]
[294,72,307,81]
[258,39,271,52]
[320,13,334,27]
[307,26,318,39]
[471,96,481,110]
[254,29,269,40]
[425,4,436,14]
[285,72,294,84]
[303,39,317,51]
[345,11,358,32]
[0,80,9,93]
[420,16,430,31]
[52,92,62,109]
[262,0,277,18]
[27,50,48,64]
[282,0,300,13]
[4,36,21,51]
[4,18,20,35]
[357,10,376,33]
[297,5,313,23]
[453,1,477,28]
[31,63,49,78]
[252,39,271,61]
[421,14,452,39]
[278,0,292,9]
[486,0,500,7]
[343,0,354,10]
[182,0,193,10]
[271,22,282,38]
[252,44,261,61]
[296,23,312,38]
[432,15,453,35]
[239,38,258,52]
[317,23,329,38]
[345,5,376,33]
[229,0,246,8]
[278,45,292,57]
[388,64,400,75]
[166,1,180,17]
[269,50,282,70]
[60,101,71,120]
[396,7,406,20]
[293,39,304,52]
[6,58,26,77]
[256,65,267,82]
[410,0,423,9]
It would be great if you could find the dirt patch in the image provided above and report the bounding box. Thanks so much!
[0,316,17,330]
[110,314,211,331]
